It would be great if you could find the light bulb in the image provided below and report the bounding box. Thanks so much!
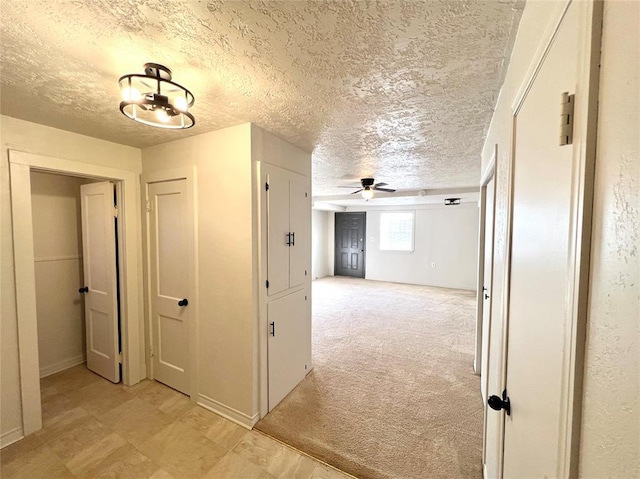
[156,109,170,123]
[361,188,374,200]
[122,86,140,102]
[174,96,188,112]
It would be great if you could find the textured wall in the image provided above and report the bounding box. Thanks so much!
[0,0,522,195]
[579,1,640,476]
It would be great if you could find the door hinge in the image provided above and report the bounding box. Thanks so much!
[114,206,119,218]
[305,295,307,300]
[149,345,154,358]
[305,270,307,276]
[265,182,269,191]
[559,92,574,146]
[118,352,123,364]
[305,192,308,198]
[146,200,152,212]
[266,280,270,288]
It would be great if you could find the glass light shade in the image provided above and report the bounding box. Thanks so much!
[174,96,188,112]
[362,188,374,200]
[121,86,141,102]
[155,109,170,123]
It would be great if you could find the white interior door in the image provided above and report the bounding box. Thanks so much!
[268,289,309,410]
[266,166,291,296]
[497,2,580,476]
[289,174,309,289]
[148,179,190,394]
[80,181,120,383]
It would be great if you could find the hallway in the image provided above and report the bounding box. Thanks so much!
[0,366,351,479]
[256,277,483,479]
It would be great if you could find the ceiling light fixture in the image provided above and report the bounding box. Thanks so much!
[118,63,195,129]
[361,187,374,200]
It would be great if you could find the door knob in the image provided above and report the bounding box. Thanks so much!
[178,298,189,307]
[79,286,89,293]
[488,389,511,416]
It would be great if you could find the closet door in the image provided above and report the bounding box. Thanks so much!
[266,166,291,296]
[289,174,309,289]
[80,182,120,383]
[267,289,309,409]
[148,179,191,394]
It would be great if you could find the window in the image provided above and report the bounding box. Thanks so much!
[380,212,415,251]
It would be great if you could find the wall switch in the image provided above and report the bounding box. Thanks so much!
[431,262,436,268]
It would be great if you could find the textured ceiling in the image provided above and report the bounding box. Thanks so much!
[0,0,522,195]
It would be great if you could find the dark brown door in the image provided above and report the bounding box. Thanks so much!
[334,212,365,278]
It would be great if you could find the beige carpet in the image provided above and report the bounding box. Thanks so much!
[255,277,483,479]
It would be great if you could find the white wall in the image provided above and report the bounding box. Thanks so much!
[311,209,330,279]
[1,115,142,444]
[579,2,639,476]
[142,124,257,421]
[345,204,479,290]
[142,123,311,424]
[30,172,86,378]
[480,1,639,475]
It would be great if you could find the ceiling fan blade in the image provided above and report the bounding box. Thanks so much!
[373,187,396,192]
[350,189,364,194]
[337,186,362,189]
[374,182,388,187]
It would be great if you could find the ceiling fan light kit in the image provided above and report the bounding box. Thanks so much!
[337,177,396,200]
[118,63,195,129]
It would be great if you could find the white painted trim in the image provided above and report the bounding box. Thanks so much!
[475,144,497,379]
[141,166,199,401]
[40,356,86,379]
[34,255,82,263]
[198,394,258,430]
[9,149,144,436]
[0,427,25,449]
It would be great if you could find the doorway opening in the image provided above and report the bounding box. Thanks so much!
[30,171,123,387]
[9,150,144,437]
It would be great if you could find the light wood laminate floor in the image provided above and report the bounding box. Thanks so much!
[0,365,352,479]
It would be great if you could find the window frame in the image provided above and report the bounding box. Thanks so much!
[379,211,416,253]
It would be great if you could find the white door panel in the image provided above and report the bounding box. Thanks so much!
[289,175,308,289]
[480,177,495,400]
[80,182,120,383]
[266,167,291,296]
[497,2,579,476]
[268,289,309,410]
[149,180,190,394]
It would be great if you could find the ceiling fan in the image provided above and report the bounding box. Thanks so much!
[338,178,396,200]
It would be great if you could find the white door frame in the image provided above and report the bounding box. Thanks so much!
[474,146,497,377]
[141,167,198,399]
[8,149,145,436]
[496,0,602,475]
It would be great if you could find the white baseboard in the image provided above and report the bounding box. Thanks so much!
[483,463,488,479]
[1,427,25,449]
[39,355,86,378]
[198,394,259,430]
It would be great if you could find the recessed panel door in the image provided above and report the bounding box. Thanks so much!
[80,182,120,383]
[149,179,190,394]
[266,167,291,296]
[289,175,309,289]
[480,176,496,400]
[268,289,309,410]
[334,212,366,278]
